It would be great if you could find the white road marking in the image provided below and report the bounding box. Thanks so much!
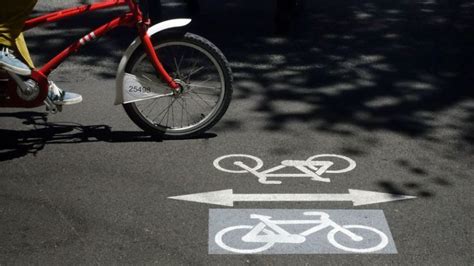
[213,154,356,184]
[214,211,389,253]
[169,189,416,206]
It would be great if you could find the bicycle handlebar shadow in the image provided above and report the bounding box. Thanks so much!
[0,112,216,162]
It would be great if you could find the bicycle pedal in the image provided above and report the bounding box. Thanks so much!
[44,98,61,114]
[45,105,56,114]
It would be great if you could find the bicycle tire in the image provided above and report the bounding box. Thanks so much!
[327,225,389,253]
[123,33,233,138]
[306,154,356,173]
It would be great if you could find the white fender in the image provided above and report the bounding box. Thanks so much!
[114,18,192,105]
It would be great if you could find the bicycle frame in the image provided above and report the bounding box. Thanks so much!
[242,213,362,243]
[233,160,333,183]
[214,154,357,185]
[21,0,179,107]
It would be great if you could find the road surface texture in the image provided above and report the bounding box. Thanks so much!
[1,0,472,264]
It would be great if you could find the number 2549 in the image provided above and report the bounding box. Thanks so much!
[128,85,151,93]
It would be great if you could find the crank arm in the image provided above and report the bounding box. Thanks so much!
[44,97,60,114]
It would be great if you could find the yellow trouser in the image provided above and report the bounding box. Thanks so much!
[0,0,38,69]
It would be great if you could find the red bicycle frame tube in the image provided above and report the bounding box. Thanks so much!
[23,0,179,90]
[24,1,128,30]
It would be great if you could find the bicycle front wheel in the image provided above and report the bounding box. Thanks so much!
[327,225,389,253]
[123,33,233,138]
[306,154,356,173]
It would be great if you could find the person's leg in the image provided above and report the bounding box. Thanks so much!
[0,0,81,105]
[0,0,37,75]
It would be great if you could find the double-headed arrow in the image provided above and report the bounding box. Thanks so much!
[169,189,416,207]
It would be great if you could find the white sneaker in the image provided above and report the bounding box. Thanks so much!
[0,46,31,76]
[48,81,82,105]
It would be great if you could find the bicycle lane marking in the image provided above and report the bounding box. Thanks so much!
[208,209,397,254]
[169,189,416,206]
[212,154,357,184]
[168,154,415,254]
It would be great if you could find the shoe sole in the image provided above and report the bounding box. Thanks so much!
[54,95,83,105]
[0,62,31,76]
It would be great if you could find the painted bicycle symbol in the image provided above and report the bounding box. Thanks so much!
[214,211,389,254]
[213,154,356,184]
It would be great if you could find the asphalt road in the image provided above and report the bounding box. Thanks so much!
[1,0,473,264]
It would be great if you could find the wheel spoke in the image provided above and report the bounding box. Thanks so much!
[184,50,201,82]
[185,66,204,82]
[127,35,230,137]
[174,53,185,79]
[176,97,194,127]
[189,83,219,90]
[141,98,158,114]
[143,98,160,117]
[154,97,177,125]
[189,91,215,107]
[186,92,211,111]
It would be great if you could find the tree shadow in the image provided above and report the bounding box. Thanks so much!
[24,0,474,144]
[0,112,216,162]
[190,0,472,146]
[23,1,473,197]
[183,0,473,199]
[189,0,473,137]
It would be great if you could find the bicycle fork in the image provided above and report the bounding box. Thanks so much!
[137,24,180,92]
[241,215,364,245]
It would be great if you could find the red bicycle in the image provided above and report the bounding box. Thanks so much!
[0,0,233,138]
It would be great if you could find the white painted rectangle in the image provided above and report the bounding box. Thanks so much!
[209,209,397,254]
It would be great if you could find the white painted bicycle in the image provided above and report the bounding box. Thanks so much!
[213,154,356,184]
[215,212,389,254]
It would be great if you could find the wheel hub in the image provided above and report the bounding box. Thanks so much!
[173,79,190,97]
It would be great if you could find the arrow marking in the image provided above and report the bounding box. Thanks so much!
[168,189,416,207]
